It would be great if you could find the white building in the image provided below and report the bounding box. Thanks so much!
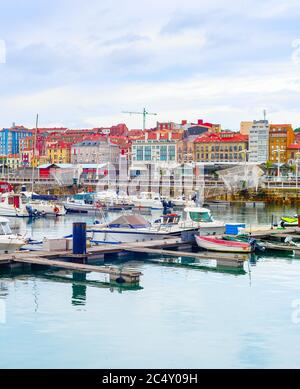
[71,140,119,165]
[249,120,269,163]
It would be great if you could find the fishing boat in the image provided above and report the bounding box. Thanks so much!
[0,217,27,253]
[89,207,225,244]
[195,235,253,253]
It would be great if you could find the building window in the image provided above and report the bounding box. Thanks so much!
[169,146,176,161]
[160,146,167,161]
[144,146,152,161]
[136,146,144,161]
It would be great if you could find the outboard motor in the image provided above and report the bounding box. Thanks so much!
[249,238,266,253]
[26,204,40,218]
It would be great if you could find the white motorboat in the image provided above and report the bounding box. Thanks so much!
[0,217,27,253]
[21,191,66,216]
[131,192,163,210]
[30,201,66,216]
[63,193,100,214]
[0,193,30,217]
[89,207,225,244]
[171,196,196,207]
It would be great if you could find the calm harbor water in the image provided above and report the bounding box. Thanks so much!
[1,204,300,369]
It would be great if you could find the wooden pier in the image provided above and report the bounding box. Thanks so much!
[0,237,250,283]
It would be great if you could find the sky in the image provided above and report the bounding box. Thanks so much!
[1,0,300,130]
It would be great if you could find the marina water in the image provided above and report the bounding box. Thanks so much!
[1,205,300,368]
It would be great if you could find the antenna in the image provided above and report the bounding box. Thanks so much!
[31,114,39,194]
[263,109,267,122]
[122,108,157,131]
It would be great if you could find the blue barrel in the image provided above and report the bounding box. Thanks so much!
[73,223,87,255]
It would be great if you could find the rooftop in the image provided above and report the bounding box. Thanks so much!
[194,132,248,143]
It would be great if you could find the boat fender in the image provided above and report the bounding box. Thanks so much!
[54,206,60,214]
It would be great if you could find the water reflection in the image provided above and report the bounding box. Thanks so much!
[72,273,87,306]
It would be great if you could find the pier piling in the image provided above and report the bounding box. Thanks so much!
[73,223,87,255]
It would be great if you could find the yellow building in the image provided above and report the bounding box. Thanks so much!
[7,154,22,170]
[268,124,294,163]
[240,121,253,135]
[194,132,248,162]
[47,142,71,164]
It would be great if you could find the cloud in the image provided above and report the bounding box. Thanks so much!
[0,0,300,128]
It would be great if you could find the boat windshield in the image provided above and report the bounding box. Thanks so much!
[189,211,213,223]
[0,222,12,235]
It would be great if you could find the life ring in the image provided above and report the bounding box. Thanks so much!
[53,206,60,214]
[95,201,102,209]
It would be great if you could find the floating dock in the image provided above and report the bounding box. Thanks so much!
[0,235,250,284]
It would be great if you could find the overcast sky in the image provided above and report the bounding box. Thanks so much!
[0,0,300,129]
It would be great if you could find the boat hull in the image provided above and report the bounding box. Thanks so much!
[0,236,26,253]
[0,206,29,217]
[195,235,252,253]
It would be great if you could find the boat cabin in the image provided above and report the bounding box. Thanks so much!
[182,207,214,223]
[71,193,95,204]
[1,193,26,209]
[107,215,151,229]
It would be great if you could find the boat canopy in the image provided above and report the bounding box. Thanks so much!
[183,207,213,223]
[108,215,150,229]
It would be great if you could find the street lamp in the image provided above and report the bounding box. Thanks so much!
[272,148,285,179]
[295,151,300,190]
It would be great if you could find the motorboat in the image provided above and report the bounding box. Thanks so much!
[21,191,66,216]
[195,235,253,253]
[0,193,30,217]
[131,192,163,210]
[179,207,226,236]
[171,196,196,208]
[63,193,99,214]
[0,217,27,253]
[89,207,225,244]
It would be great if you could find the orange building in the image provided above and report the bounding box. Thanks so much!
[269,124,294,163]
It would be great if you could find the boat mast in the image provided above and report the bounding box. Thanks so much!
[31,114,39,194]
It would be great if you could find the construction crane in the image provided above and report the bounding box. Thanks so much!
[123,108,157,131]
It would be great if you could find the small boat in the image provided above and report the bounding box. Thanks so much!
[195,235,253,253]
[222,235,266,252]
[0,217,27,253]
[131,192,163,210]
[280,216,298,227]
[63,193,99,214]
[90,207,225,244]
[21,191,66,216]
[0,193,30,217]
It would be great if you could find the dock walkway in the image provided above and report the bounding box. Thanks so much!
[0,237,250,281]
